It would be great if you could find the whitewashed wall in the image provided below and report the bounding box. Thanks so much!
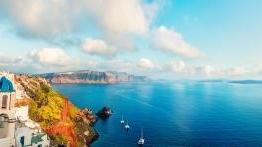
[15,106,29,121]
[15,127,32,147]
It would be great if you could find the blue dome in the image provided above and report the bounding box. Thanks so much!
[0,76,15,92]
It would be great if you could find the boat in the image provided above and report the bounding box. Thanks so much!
[124,120,130,130]
[120,114,125,124]
[137,128,145,145]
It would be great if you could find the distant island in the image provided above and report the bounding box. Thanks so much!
[198,79,262,84]
[37,70,148,84]
[228,80,262,84]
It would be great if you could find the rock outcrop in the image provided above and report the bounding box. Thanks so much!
[38,70,148,84]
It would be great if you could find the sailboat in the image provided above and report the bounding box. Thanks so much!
[124,120,130,130]
[138,128,145,145]
[120,115,125,124]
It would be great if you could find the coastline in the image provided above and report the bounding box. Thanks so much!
[16,75,99,146]
[87,126,99,145]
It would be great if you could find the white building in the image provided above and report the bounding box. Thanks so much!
[0,72,50,147]
[15,127,49,147]
[0,73,16,147]
[15,106,50,147]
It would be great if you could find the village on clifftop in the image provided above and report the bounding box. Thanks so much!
[0,72,50,147]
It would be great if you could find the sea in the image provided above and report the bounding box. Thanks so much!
[53,81,262,147]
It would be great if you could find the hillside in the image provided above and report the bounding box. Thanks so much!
[38,70,147,84]
[16,75,97,147]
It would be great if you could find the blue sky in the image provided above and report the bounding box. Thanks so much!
[0,0,261,79]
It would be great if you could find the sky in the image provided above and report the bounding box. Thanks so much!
[0,0,262,80]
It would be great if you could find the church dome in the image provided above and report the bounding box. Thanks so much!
[0,76,15,92]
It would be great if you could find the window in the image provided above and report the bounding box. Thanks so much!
[1,95,8,109]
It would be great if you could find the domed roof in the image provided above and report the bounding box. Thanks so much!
[0,76,15,92]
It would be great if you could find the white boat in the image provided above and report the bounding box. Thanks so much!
[120,115,125,124]
[138,128,145,145]
[124,120,130,130]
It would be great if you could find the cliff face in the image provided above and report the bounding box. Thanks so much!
[15,75,97,147]
[38,70,147,84]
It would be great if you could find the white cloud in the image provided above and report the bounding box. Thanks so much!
[0,0,160,39]
[169,61,186,73]
[164,60,260,79]
[152,26,203,58]
[192,66,249,77]
[82,38,117,58]
[165,61,209,75]
[0,52,35,73]
[223,66,248,76]
[96,58,159,75]
[1,49,262,79]
[29,48,72,66]
[0,0,78,38]
[0,53,23,66]
[96,59,134,73]
[191,65,216,76]
[1,48,97,73]
[83,0,161,50]
[83,0,161,36]
[0,0,162,57]
[89,0,148,35]
[137,58,155,69]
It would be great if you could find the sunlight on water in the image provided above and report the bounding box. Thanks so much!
[54,82,262,146]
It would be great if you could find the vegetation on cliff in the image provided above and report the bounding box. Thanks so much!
[16,75,97,147]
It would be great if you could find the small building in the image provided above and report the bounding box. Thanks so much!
[0,72,50,147]
[0,74,16,147]
[15,127,50,147]
[15,106,50,147]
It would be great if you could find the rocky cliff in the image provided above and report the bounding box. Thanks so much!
[15,75,97,147]
[38,70,148,84]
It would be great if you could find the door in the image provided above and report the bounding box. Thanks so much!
[20,136,25,146]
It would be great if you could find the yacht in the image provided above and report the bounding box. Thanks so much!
[138,128,145,145]
[124,120,130,130]
[120,115,124,124]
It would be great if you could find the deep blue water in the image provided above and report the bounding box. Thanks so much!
[53,81,262,147]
